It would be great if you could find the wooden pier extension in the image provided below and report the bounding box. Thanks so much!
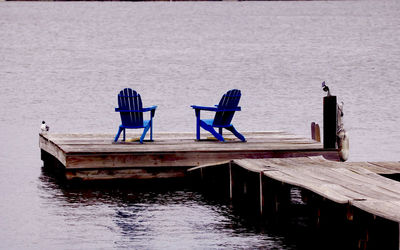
[39,131,340,181]
[188,157,400,249]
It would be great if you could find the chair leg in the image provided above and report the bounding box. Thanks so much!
[140,123,151,144]
[219,127,223,136]
[114,127,123,142]
[195,110,201,140]
[123,128,126,141]
[150,119,153,141]
[200,120,225,142]
[226,125,246,142]
[196,121,200,140]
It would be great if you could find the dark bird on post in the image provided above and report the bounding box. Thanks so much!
[322,81,331,96]
[41,121,49,132]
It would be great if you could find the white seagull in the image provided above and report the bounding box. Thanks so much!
[41,121,49,132]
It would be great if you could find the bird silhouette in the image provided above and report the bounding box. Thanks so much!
[322,81,331,96]
[41,121,49,132]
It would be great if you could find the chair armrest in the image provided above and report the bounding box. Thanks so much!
[191,106,241,112]
[142,106,157,112]
[191,105,218,111]
[143,106,157,118]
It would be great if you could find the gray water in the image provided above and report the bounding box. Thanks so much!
[0,1,399,249]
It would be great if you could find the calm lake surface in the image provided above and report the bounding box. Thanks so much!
[0,1,399,249]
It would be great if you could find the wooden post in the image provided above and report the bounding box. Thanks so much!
[311,122,316,140]
[274,194,279,213]
[323,95,337,149]
[259,172,264,216]
[315,124,321,142]
[311,122,321,142]
[229,161,233,200]
[346,203,354,221]
[358,229,369,249]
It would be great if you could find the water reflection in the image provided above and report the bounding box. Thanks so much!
[39,169,292,249]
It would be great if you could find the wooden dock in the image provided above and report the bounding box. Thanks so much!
[238,157,400,222]
[39,131,340,181]
[188,157,400,249]
[40,130,400,247]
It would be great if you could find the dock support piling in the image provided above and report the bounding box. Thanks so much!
[323,95,337,149]
[346,204,354,221]
[259,172,263,215]
[229,161,233,200]
[274,194,279,213]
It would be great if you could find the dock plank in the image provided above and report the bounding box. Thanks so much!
[367,162,400,174]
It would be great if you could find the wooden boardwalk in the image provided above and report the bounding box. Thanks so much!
[230,156,400,223]
[39,131,340,180]
[189,157,400,248]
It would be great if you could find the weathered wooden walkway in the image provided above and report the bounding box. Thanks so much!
[188,157,400,248]
[39,131,340,180]
[232,157,400,223]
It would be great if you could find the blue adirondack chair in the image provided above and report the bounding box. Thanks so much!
[191,89,246,142]
[114,88,157,143]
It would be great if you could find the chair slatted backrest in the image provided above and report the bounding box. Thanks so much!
[213,89,241,127]
[118,88,143,127]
